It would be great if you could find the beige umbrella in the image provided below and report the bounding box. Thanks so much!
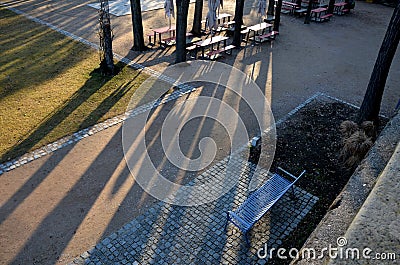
[206,0,218,32]
[258,0,267,22]
[164,0,174,28]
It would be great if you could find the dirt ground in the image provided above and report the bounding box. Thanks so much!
[0,0,399,264]
[268,99,388,264]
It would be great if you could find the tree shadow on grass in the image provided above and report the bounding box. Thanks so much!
[0,62,129,163]
[78,70,142,130]
[0,8,92,98]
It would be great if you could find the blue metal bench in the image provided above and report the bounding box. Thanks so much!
[226,168,306,245]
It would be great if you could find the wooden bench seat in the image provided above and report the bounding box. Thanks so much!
[282,6,295,10]
[186,45,197,51]
[186,36,202,45]
[258,31,279,41]
[161,32,193,46]
[227,168,305,245]
[225,21,236,26]
[206,44,235,59]
[223,21,236,30]
[294,8,308,16]
[162,36,176,43]
[320,13,333,21]
[162,32,193,43]
[281,6,296,15]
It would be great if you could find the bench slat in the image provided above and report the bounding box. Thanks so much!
[238,184,286,210]
[258,31,279,42]
[239,176,290,208]
[233,174,291,226]
[206,45,236,58]
[186,45,197,51]
[320,14,333,19]
[228,211,252,231]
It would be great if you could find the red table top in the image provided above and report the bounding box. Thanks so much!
[153,25,176,34]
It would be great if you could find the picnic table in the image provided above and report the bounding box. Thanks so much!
[160,32,194,47]
[311,7,332,22]
[334,2,347,15]
[194,35,234,59]
[245,22,273,45]
[217,13,232,23]
[151,25,176,44]
[282,1,299,14]
[202,13,233,31]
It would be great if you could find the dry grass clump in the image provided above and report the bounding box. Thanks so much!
[339,121,376,169]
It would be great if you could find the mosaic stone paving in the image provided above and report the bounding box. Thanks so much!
[71,160,318,265]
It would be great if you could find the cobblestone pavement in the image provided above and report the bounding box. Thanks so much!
[72,159,318,265]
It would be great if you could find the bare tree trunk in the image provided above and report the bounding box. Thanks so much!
[232,0,245,47]
[327,0,335,14]
[103,24,114,70]
[176,0,190,63]
[273,0,283,31]
[304,0,314,24]
[268,0,275,16]
[358,1,400,125]
[99,0,114,74]
[192,0,203,36]
[130,0,146,51]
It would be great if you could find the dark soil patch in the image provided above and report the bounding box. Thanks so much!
[265,98,387,264]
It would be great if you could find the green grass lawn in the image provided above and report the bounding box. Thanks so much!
[0,8,149,163]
